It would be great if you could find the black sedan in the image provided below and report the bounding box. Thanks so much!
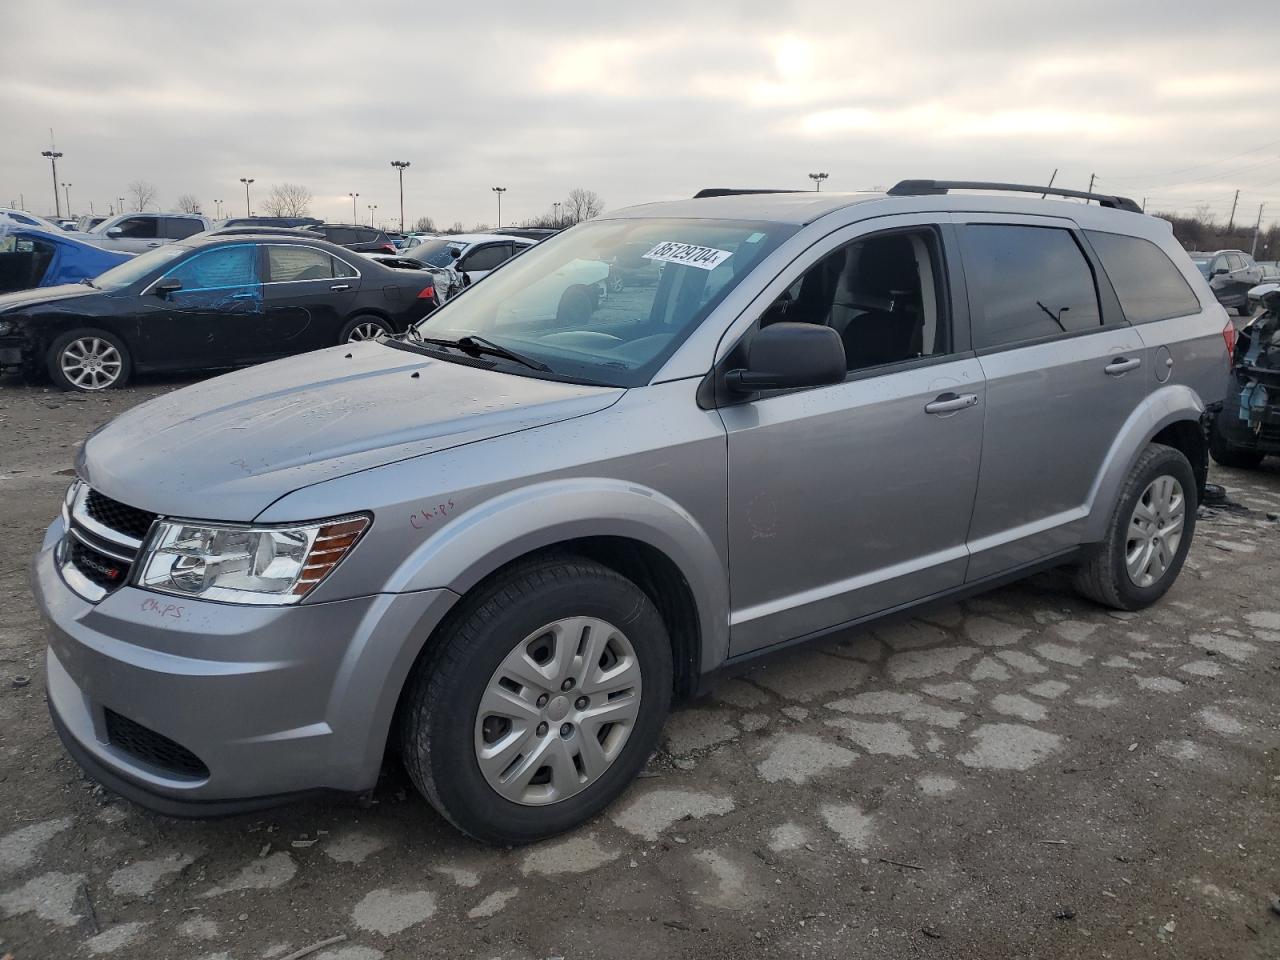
[0,234,439,390]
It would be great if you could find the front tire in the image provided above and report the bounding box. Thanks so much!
[339,315,392,343]
[1073,444,1197,610]
[399,556,673,844]
[47,329,131,391]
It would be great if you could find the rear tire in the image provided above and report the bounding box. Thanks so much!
[1209,418,1265,469]
[339,315,391,343]
[46,328,131,391]
[399,555,672,844]
[1073,444,1197,610]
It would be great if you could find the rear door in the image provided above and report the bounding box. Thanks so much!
[958,216,1146,580]
[163,217,206,242]
[261,244,362,354]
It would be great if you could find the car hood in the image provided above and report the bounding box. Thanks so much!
[0,283,95,312]
[79,341,624,521]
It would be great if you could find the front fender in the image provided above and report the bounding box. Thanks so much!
[387,477,730,672]
[1082,384,1205,542]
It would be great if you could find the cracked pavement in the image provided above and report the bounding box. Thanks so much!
[2,377,1279,959]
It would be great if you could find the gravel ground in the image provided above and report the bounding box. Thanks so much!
[1,373,1278,960]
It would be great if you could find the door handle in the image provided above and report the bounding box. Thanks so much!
[146,241,162,247]
[229,291,256,300]
[924,392,979,415]
[330,283,350,291]
[1105,357,1141,375]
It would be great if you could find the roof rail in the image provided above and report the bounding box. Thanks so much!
[693,188,805,199]
[886,179,1143,214]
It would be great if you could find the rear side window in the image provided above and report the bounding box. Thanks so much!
[462,243,512,272]
[164,217,205,240]
[962,224,1101,349]
[268,246,334,282]
[1085,231,1200,324]
[326,227,356,244]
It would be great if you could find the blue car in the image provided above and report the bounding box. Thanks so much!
[0,225,133,293]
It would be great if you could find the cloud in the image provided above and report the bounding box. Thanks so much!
[2,0,1277,227]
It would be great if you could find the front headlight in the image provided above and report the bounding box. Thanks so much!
[136,515,369,605]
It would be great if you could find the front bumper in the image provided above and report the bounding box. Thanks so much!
[33,518,458,813]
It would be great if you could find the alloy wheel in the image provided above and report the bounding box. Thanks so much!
[474,616,642,806]
[346,321,387,342]
[1125,474,1185,587]
[60,337,123,390]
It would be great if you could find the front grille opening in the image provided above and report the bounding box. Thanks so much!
[104,709,209,780]
[69,539,130,591]
[85,489,158,541]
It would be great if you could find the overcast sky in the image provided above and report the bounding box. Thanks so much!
[5,0,1279,230]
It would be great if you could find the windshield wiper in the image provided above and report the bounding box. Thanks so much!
[454,335,551,372]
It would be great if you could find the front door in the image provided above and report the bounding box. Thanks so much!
[721,219,985,656]
[956,217,1147,580]
[135,243,262,369]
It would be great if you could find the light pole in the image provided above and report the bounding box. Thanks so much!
[41,147,64,217]
[61,183,72,217]
[390,160,410,231]
[368,203,378,227]
[349,192,359,222]
[239,178,254,216]
[492,186,506,227]
[214,199,222,219]
[117,196,125,214]
[553,201,561,227]
[807,172,829,191]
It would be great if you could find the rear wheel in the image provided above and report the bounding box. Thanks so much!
[1074,444,1197,610]
[339,315,391,343]
[399,556,672,844]
[47,329,131,391]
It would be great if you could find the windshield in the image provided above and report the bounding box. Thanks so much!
[407,237,467,267]
[92,245,186,290]
[411,217,793,387]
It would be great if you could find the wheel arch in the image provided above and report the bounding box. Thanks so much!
[1082,384,1207,543]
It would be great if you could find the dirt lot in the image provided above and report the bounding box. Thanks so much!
[1,374,1279,960]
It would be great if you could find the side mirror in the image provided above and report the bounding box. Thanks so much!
[153,278,183,297]
[105,226,123,237]
[1211,267,1229,277]
[725,322,846,393]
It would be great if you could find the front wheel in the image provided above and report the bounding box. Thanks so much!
[47,329,131,391]
[399,556,673,844]
[1073,444,1197,610]
[339,315,392,343]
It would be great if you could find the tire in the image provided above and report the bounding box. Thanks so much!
[46,328,131,391]
[1209,416,1265,469]
[339,315,392,343]
[1073,443,1198,611]
[399,555,673,844]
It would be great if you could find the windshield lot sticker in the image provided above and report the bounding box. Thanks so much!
[642,242,733,271]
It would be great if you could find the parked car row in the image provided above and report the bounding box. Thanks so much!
[1190,247,1263,316]
[0,232,440,390]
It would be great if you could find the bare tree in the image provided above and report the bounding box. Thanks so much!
[563,187,604,224]
[261,183,313,218]
[445,220,466,234]
[128,180,157,212]
[412,215,436,233]
[175,193,201,214]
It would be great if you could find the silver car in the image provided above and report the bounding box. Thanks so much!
[87,212,213,252]
[33,181,1229,843]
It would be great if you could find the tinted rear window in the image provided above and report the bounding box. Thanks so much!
[1085,231,1200,324]
[961,224,1102,349]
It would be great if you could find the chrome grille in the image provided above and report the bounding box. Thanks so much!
[60,483,154,602]
[84,489,157,541]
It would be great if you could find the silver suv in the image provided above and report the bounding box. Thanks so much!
[33,181,1230,843]
[87,212,213,252]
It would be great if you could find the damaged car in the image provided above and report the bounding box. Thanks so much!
[1210,287,1280,467]
[0,225,132,294]
[0,232,439,390]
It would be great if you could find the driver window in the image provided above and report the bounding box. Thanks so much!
[760,229,947,372]
[115,217,159,239]
[164,245,257,290]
